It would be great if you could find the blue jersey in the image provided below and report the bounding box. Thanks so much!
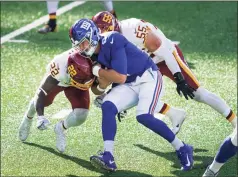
[97,31,158,83]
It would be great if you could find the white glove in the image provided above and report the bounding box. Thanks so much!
[94,93,107,108]
[37,116,50,130]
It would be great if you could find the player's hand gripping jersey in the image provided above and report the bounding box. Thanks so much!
[46,49,94,90]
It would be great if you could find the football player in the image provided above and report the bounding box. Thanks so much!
[18,49,105,153]
[38,1,117,34]
[203,125,237,176]
[69,18,194,172]
[92,11,237,129]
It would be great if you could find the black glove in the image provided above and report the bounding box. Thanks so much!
[117,110,127,122]
[174,72,196,100]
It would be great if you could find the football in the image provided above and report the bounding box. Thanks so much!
[68,52,95,84]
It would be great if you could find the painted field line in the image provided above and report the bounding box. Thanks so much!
[1,1,85,44]
[8,39,29,43]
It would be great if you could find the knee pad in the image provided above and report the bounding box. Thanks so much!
[102,101,118,116]
[73,108,89,125]
[193,87,209,102]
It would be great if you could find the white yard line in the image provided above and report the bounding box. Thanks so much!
[1,1,85,44]
[8,39,29,43]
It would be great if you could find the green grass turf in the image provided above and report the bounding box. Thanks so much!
[1,1,237,176]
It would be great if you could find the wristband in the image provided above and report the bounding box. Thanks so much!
[93,65,101,77]
[97,85,106,92]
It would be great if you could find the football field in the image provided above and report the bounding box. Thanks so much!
[1,1,237,176]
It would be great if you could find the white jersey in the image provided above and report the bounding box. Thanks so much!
[120,18,176,64]
[46,49,73,87]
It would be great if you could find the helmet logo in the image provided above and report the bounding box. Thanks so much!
[80,21,91,30]
[68,65,77,77]
[102,14,112,24]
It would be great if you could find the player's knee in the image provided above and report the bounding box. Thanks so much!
[194,87,209,102]
[102,101,118,116]
[73,108,89,125]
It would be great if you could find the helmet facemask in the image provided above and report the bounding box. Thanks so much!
[71,28,98,58]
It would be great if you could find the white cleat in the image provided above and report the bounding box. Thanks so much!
[170,109,186,135]
[54,121,66,153]
[203,166,218,177]
[18,116,33,141]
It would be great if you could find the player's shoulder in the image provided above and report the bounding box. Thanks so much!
[46,49,72,81]
[100,31,127,47]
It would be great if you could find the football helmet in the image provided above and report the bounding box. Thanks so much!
[69,19,100,58]
[67,51,95,90]
[92,11,120,33]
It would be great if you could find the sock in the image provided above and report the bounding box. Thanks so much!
[25,99,36,119]
[103,0,113,12]
[104,140,114,155]
[102,101,118,141]
[136,114,175,143]
[48,12,57,27]
[225,110,237,128]
[209,160,224,174]
[159,103,170,115]
[215,138,238,164]
[171,137,184,150]
[194,87,237,127]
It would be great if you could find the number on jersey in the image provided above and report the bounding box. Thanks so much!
[50,62,59,77]
[68,65,77,77]
[102,14,112,24]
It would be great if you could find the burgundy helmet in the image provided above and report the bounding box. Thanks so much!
[67,51,95,90]
[92,11,120,33]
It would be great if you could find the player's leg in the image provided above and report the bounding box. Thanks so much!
[203,126,237,176]
[174,45,237,128]
[90,84,138,171]
[102,0,117,18]
[136,69,193,171]
[54,87,90,153]
[19,86,64,141]
[38,1,59,34]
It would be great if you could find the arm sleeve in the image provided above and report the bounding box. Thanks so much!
[153,39,181,75]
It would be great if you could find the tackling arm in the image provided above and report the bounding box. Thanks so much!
[35,75,59,116]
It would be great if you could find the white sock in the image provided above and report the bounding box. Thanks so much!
[209,160,224,174]
[104,140,114,155]
[231,117,237,129]
[103,1,113,12]
[25,99,36,119]
[171,137,184,150]
[47,1,59,14]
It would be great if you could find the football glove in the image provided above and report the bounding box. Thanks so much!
[37,116,50,130]
[174,72,196,100]
[117,110,127,122]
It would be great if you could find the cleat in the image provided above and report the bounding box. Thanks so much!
[54,121,66,153]
[170,109,186,135]
[37,24,57,34]
[90,151,117,172]
[203,166,219,177]
[18,116,33,141]
[176,143,194,171]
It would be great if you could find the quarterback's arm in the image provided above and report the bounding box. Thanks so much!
[93,46,127,84]
[145,30,181,75]
[35,75,59,116]
[91,77,111,95]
